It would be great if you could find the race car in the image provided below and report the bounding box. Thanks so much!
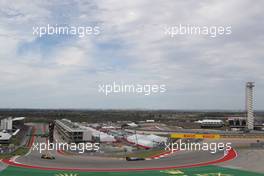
[41,154,55,160]
[125,156,145,161]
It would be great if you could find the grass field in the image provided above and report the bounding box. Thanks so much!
[0,165,263,176]
[0,147,29,159]
[126,149,166,158]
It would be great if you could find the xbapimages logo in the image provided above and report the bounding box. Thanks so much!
[32,24,100,37]
[98,82,167,96]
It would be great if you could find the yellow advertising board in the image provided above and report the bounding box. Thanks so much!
[170,133,220,139]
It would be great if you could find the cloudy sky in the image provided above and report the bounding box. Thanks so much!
[0,0,263,110]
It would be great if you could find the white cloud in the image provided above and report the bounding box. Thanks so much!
[0,0,263,109]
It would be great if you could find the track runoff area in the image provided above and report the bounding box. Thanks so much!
[1,130,263,176]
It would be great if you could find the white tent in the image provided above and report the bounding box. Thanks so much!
[126,122,138,127]
[126,134,167,148]
[94,132,116,142]
[80,126,116,142]
[148,134,167,143]
[0,132,12,140]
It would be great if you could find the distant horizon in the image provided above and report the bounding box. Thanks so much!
[0,107,263,112]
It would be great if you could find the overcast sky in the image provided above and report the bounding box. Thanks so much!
[0,0,263,110]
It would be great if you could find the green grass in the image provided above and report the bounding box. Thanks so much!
[9,135,23,146]
[0,147,29,159]
[126,149,167,158]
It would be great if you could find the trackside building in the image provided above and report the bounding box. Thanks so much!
[55,119,92,143]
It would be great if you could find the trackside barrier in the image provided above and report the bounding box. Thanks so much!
[170,133,220,139]
[170,133,264,139]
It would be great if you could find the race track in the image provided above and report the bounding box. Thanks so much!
[2,124,237,172]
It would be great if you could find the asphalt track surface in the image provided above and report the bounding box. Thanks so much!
[219,149,264,173]
[2,124,237,172]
